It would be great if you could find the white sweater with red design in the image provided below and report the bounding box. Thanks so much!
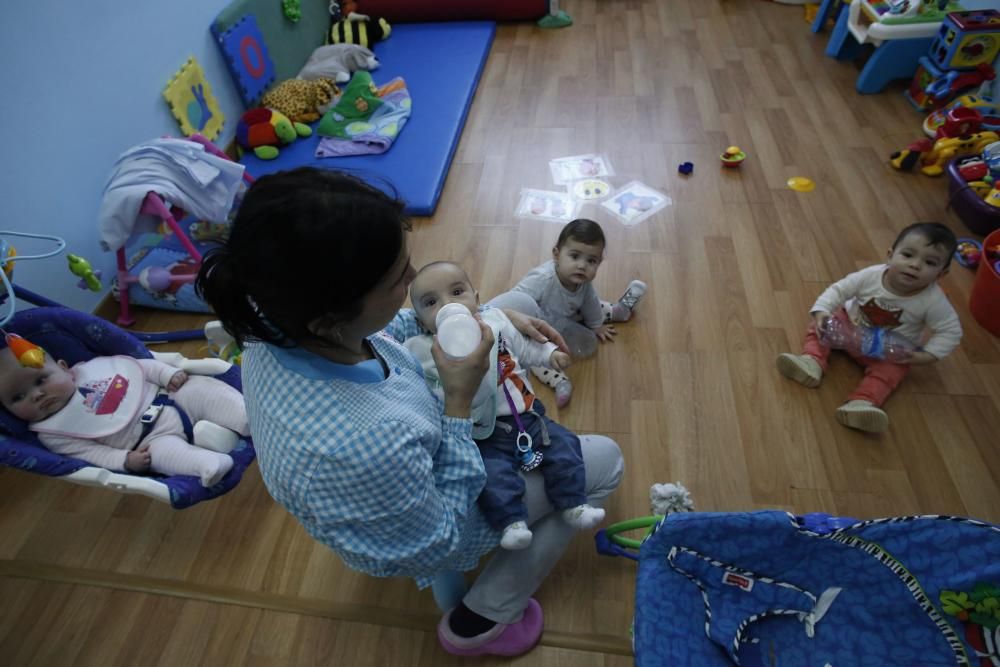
[810,264,962,359]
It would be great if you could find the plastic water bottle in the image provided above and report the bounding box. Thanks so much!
[819,317,918,362]
[435,303,481,359]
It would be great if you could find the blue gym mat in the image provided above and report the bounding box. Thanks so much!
[239,22,496,216]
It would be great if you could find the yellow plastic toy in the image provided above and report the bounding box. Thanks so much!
[787,176,816,192]
[967,180,995,198]
[890,131,1000,176]
[1,242,15,279]
[984,187,1000,208]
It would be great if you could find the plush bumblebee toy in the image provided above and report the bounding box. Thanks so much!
[329,14,391,49]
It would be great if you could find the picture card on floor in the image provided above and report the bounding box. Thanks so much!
[549,154,615,185]
[601,181,671,225]
[516,188,579,223]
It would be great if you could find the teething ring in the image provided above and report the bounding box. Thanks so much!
[516,431,533,453]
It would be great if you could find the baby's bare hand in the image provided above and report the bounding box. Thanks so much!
[904,350,937,365]
[125,450,152,473]
[812,311,832,332]
[549,351,572,371]
[593,324,617,342]
[167,371,188,392]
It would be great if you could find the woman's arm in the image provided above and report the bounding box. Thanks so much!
[304,418,489,577]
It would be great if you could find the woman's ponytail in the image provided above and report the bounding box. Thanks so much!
[196,247,278,346]
[196,167,409,348]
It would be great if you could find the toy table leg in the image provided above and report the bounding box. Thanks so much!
[812,0,842,34]
[825,7,861,60]
[855,36,935,94]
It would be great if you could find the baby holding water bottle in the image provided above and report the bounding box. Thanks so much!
[776,223,962,433]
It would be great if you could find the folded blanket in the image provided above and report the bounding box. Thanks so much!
[316,75,411,158]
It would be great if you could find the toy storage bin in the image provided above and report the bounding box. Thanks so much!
[947,159,1000,236]
[970,228,1000,337]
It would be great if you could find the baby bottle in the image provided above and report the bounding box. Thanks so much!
[435,303,481,359]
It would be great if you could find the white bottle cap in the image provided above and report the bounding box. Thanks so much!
[435,303,481,359]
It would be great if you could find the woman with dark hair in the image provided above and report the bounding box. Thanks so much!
[196,168,623,657]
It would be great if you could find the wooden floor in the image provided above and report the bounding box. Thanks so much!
[3,0,999,663]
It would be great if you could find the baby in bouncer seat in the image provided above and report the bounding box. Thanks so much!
[0,337,248,487]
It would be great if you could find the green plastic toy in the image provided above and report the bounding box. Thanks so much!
[282,0,301,22]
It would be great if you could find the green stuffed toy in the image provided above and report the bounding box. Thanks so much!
[329,14,391,49]
[317,71,383,138]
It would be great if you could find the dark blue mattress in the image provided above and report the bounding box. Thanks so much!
[239,21,496,216]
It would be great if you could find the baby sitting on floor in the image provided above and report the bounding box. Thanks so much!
[0,341,247,487]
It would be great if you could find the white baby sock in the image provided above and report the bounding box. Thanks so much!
[501,521,533,550]
[201,455,234,487]
[562,504,605,530]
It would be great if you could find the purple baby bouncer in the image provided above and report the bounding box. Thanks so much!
[0,135,256,508]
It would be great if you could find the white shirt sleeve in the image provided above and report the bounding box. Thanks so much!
[137,358,181,388]
[811,267,876,314]
[499,316,558,369]
[38,433,130,471]
[920,292,963,359]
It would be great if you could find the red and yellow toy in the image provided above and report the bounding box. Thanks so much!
[235,108,312,161]
[889,130,999,176]
[4,333,44,368]
[923,92,1000,138]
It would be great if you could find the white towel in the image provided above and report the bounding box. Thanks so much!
[98,139,245,252]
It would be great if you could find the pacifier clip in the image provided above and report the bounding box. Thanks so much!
[498,358,543,472]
